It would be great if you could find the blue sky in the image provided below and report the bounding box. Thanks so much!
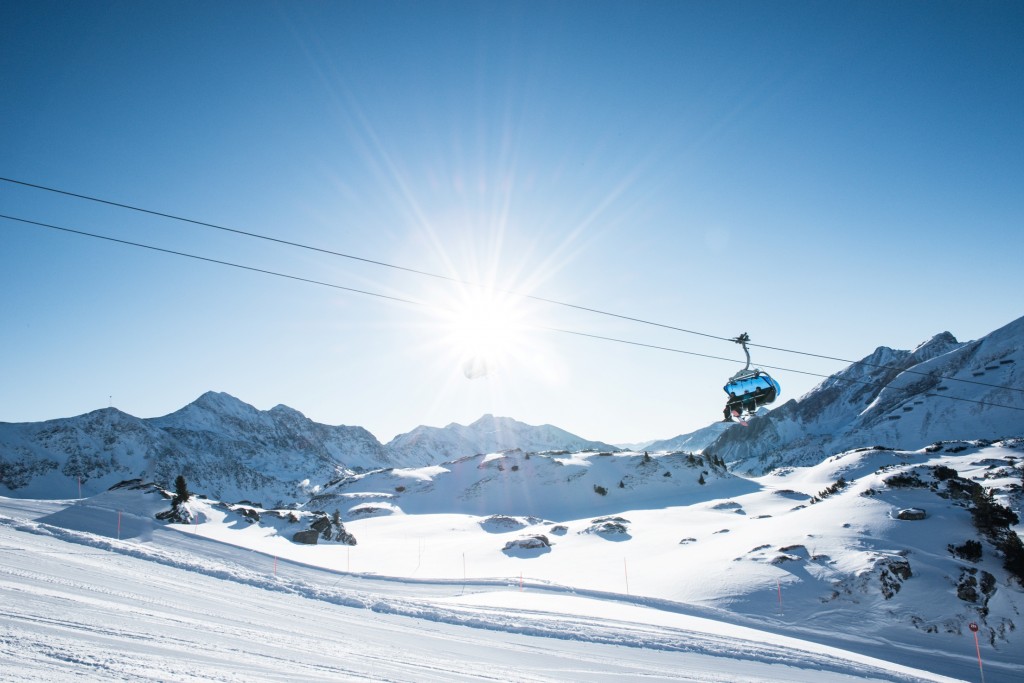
[2,1,1022,444]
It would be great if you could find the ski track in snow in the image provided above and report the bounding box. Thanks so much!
[0,511,965,683]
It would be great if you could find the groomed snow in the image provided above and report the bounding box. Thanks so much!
[0,504,957,683]
[3,442,1021,681]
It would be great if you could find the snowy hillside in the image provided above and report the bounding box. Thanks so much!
[385,413,620,466]
[707,316,1024,474]
[0,395,623,507]
[643,419,736,454]
[0,392,387,506]
[2,439,1021,681]
[0,497,966,683]
[310,448,752,519]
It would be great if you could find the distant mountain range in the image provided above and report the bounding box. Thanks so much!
[2,314,1022,505]
[0,393,617,506]
[387,414,618,465]
[640,420,735,453]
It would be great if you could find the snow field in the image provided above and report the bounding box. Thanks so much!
[0,507,963,683]
[1,443,1021,681]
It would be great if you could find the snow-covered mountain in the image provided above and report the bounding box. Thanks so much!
[0,395,619,506]
[4,314,1022,509]
[0,406,179,499]
[384,414,619,466]
[706,315,1024,474]
[0,391,388,506]
[642,419,736,454]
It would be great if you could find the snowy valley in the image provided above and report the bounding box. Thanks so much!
[2,316,1024,681]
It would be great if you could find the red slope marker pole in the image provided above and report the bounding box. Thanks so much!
[777,578,783,614]
[78,476,82,498]
[623,558,630,596]
[969,622,985,683]
[117,510,121,541]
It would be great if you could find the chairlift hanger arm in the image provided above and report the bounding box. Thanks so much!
[733,332,751,372]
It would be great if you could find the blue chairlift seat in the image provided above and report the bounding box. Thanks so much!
[722,333,781,419]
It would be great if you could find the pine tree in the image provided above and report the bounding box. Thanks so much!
[172,475,191,506]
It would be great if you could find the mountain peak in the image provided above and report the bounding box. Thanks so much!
[910,331,959,359]
[269,403,306,419]
[191,391,253,413]
[387,415,618,465]
[469,414,507,428]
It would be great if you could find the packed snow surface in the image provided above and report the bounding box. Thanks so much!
[3,441,1022,681]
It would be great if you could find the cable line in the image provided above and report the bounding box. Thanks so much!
[546,326,1024,412]
[0,214,422,308]
[4,212,1023,415]
[1,175,1020,395]
[0,176,729,341]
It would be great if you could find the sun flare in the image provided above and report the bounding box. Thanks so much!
[448,290,528,379]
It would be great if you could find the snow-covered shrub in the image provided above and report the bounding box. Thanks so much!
[884,472,926,488]
[948,539,983,562]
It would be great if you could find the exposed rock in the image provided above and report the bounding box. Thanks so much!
[292,529,321,545]
[878,557,913,599]
[310,515,332,537]
[956,567,997,607]
[480,514,540,532]
[235,507,260,523]
[897,508,927,520]
[306,512,357,545]
[502,535,551,552]
[348,504,393,518]
[155,502,194,525]
[582,519,630,537]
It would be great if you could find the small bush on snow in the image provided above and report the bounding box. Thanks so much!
[948,539,983,562]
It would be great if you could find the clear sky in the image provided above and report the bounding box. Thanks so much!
[2,1,1022,444]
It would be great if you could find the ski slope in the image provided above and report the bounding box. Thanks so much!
[0,486,997,683]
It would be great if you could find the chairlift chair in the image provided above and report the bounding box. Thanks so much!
[723,333,781,420]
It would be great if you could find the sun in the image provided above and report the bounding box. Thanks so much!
[447,289,528,379]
